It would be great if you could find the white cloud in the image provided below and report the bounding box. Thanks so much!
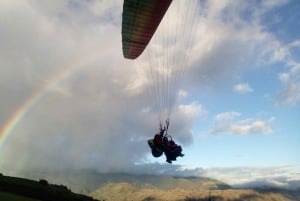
[275,40,300,105]
[277,82,300,106]
[124,66,148,95]
[279,72,290,83]
[288,40,300,49]
[200,165,300,190]
[167,102,207,145]
[210,116,274,135]
[177,102,206,117]
[214,112,241,121]
[233,83,254,94]
[177,89,188,100]
[261,0,290,9]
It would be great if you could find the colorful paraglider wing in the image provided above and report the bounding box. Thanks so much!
[122,0,172,59]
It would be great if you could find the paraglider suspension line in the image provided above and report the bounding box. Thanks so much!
[160,118,170,135]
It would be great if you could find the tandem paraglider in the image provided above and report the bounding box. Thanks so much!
[121,0,199,163]
[148,120,184,163]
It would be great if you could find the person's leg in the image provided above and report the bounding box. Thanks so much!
[164,151,172,163]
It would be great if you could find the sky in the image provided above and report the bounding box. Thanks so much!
[0,0,299,189]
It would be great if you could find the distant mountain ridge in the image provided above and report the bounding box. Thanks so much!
[35,171,231,193]
[83,172,232,190]
[19,170,230,193]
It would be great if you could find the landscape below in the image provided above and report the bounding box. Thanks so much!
[1,172,299,201]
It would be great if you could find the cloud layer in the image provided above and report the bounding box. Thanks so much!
[211,117,274,135]
[233,83,254,94]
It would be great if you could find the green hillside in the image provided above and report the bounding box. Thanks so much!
[0,173,97,201]
[0,191,41,201]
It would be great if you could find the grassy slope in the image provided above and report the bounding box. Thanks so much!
[0,191,41,201]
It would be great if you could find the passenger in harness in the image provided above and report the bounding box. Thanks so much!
[147,120,184,163]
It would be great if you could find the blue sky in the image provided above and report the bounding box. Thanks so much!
[0,0,299,188]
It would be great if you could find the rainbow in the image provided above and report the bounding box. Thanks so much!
[0,53,100,149]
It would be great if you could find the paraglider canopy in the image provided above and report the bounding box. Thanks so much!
[122,0,172,59]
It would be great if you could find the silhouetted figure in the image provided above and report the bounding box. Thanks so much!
[148,121,184,163]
